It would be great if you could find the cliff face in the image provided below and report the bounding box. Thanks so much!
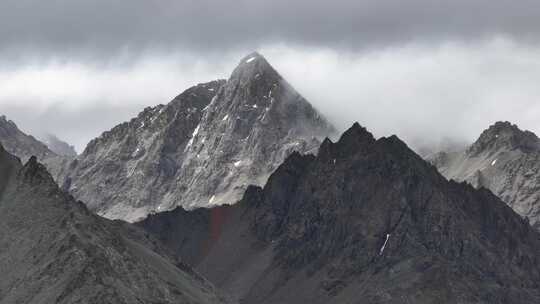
[0,144,230,304]
[139,123,540,304]
[430,121,540,230]
[56,52,334,222]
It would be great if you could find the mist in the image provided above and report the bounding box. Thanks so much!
[2,38,540,153]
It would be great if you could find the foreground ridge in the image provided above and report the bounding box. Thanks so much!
[0,144,230,304]
[139,122,540,304]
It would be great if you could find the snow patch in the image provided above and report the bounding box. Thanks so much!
[192,124,201,137]
[379,234,391,255]
[245,56,257,63]
[222,114,229,121]
[491,159,498,166]
[234,161,242,167]
[209,195,216,204]
[260,107,270,121]
[185,124,201,150]
[252,104,258,109]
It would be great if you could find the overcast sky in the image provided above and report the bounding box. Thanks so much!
[1,0,540,152]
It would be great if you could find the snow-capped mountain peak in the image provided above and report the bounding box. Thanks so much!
[53,53,335,222]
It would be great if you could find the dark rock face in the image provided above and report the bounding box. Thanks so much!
[0,145,229,304]
[139,123,540,304]
[41,133,78,157]
[55,52,334,222]
[429,121,540,230]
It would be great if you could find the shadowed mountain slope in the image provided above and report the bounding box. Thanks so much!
[140,123,540,304]
[0,145,230,304]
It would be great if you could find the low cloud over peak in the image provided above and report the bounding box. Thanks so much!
[1,1,540,153]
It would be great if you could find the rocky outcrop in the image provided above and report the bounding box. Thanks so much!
[0,144,230,304]
[41,133,77,157]
[429,121,540,230]
[56,52,335,222]
[139,123,540,304]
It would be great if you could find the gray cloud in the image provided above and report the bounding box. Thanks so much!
[263,42,540,152]
[2,1,540,154]
[1,102,145,153]
[1,0,540,59]
[3,40,540,154]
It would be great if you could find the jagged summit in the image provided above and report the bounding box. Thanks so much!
[468,121,540,155]
[227,52,279,88]
[319,122,376,159]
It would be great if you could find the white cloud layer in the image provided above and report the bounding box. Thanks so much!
[265,38,540,151]
[1,38,540,153]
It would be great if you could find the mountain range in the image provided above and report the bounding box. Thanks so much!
[430,121,540,230]
[138,123,540,304]
[49,52,334,222]
[2,52,540,303]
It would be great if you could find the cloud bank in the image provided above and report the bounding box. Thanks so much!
[1,0,540,153]
[1,0,540,57]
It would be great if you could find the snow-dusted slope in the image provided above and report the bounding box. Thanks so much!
[429,121,540,230]
[174,52,333,209]
[56,52,334,222]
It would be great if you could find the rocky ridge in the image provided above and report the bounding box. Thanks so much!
[0,144,230,304]
[139,123,540,304]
